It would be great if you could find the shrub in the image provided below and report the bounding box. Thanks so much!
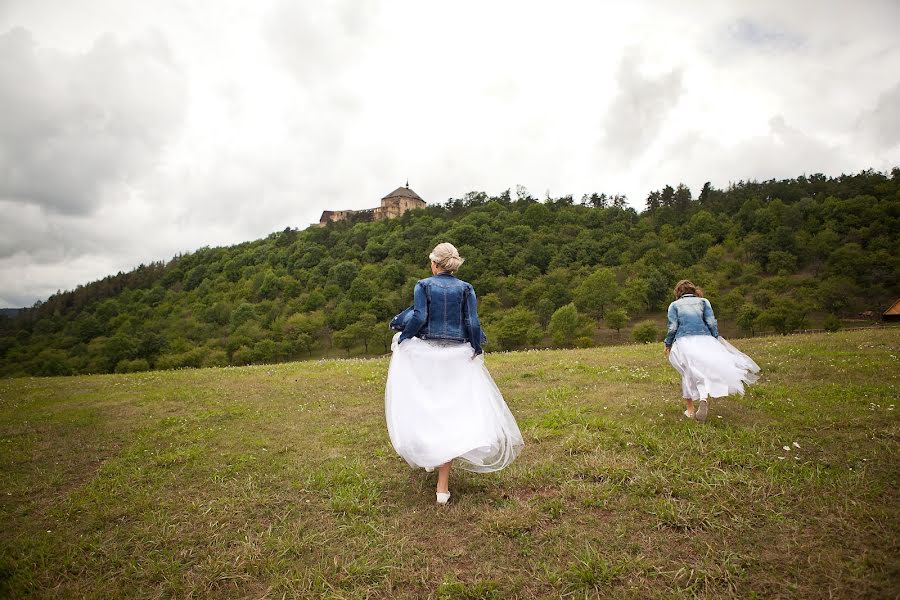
[549,303,579,346]
[574,336,594,348]
[632,321,659,344]
[231,345,253,365]
[823,314,841,332]
[32,349,73,377]
[156,348,207,370]
[494,308,541,350]
[114,358,150,373]
[201,349,229,368]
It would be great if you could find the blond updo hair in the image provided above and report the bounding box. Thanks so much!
[429,242,464,273]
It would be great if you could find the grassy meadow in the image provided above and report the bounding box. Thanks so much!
[1,329,898,598]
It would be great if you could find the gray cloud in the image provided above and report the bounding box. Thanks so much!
[0,27,186,216]
[856,80,900,150]
[646,115,852,197]
[601,48,684,163]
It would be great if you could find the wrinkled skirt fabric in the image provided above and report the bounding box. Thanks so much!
[668,335,760,401]
[385,334,523,472]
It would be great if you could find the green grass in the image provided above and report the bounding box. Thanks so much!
[1,329,898,598]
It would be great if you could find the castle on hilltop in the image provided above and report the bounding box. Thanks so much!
[319,184,426,226]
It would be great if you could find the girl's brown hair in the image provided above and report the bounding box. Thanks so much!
[674,279,703,299]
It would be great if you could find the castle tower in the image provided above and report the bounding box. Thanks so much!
[376,184,426,219]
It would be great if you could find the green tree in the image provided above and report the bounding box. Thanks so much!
[535,297,556,327]
[767,250,798,275]
[756,299,808,335]
[373,324,395,353]
[33,349,72,377]
[632,321,658,344]
[348,313,378,353]
[604,308,628,334]
[494,309,541,351]
[574,268,617,317]
[817,276,855,314]
[549,303,579,346]
[618,278,650,316]
[333,328,356,356]
[348,277,374,302]
[737,303,762,336]
[230,303,257,329]
[329,261,359,290]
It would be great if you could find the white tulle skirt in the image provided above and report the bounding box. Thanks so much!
[668,335,760,401]
[385,334,524,473]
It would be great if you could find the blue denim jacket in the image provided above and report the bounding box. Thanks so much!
[398,273,484,355]
[663,294,719,347]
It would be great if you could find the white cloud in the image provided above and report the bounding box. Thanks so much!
[0,0,898,307]
[0,27,186,215]
[857,81,900,151]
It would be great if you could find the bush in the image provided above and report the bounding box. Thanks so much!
[823,314,841,332]
[32,349,73,377]
[201,349,229,368]
[494,308,541,351]
[632,321,659,344]
[231,345,253,365]
[156,348,207,370]
[574,336,594,348]
[114,358,150,373]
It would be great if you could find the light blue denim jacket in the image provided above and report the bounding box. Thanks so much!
[398,273,484,355]
[663,294,719,347]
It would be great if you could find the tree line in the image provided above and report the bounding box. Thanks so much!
[1,168,898,377]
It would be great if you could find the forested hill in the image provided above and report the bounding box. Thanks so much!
[2,169,899,377]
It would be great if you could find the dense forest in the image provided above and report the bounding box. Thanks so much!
[2,169,898,377]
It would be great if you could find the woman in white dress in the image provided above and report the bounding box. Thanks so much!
[385,243,524,504]
[664,280,760,422]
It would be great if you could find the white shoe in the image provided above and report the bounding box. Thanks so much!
[683,410,694,419]
[436,492,451,505]
[424,467,434,473]
[695,400,708,423]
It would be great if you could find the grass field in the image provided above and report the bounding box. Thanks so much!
[1,329,898,599]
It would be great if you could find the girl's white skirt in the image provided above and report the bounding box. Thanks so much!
[668,335,760,401]
[385,334,524,472]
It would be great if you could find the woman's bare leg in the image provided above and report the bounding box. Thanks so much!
[436,462,451,494]
[684,399,695,417]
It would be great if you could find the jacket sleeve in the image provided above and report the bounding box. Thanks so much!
[465,285,484,356]
[702,299,719,338]
[663,302,678,347]
[398,282,427,343]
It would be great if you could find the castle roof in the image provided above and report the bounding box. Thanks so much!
[382,185,424,203]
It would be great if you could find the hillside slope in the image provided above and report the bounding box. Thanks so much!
[1,169,898,377]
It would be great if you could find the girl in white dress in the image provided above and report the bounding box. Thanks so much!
[664,280,760,422]
[385,243,524,504]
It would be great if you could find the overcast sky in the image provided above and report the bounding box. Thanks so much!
[2,1,899,308]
